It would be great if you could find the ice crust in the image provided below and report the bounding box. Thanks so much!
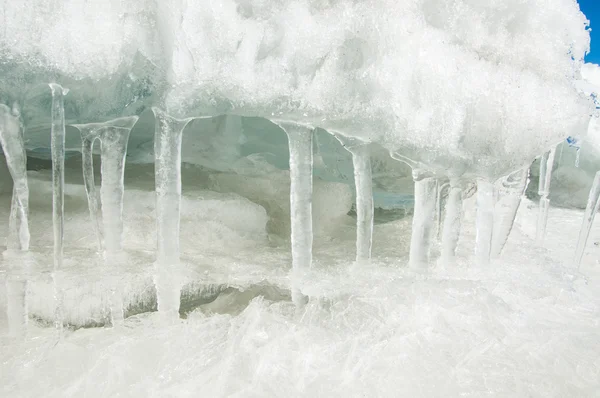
[0,0,593,178]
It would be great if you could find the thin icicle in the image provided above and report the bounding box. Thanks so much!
[574,170,600,268]
[536,147,556,245]
[73,116,139,261]
[0,103,29,251]
[440,179,463,262]
[152,108,194,318]
[410,169,437,268]
[475,179,495,265]
[491,168,529,258]
[277,121,313,307]
[81,138,102,251]
[49,84,68,268]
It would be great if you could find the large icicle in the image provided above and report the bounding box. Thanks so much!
[574,170,600,268]
[0,103,29,251]
[409,170,438,268]
[73,116,139,260]
[351,145,374,264]
[277,121,313,306]
[536,147,556,245]
[475,179,495,265]
[332,134,374,264]
[440,179,463,262]
[49,84,68,268]
[152,108,194,318]
[491,168,529,258]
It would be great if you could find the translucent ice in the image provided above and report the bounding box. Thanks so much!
[440,180,463,262]
[574,170,600,268]
[536,147,557,245]
[0,103,29,251]
[475,179,495,265]
[73,116,139,259]
[49,83,68,268]
[491,168,529,258]
[277,122,313,306]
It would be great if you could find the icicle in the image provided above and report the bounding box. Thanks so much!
[332,134,374,264]
[0,103,29,251]
[73,116,139,260]
[277,121,313,306]
[574,170,600,268]
[81,138,102,251]
[49,84,68,268]
[5,278,27,336]
[410,169,437,268]
[536,147,556,245]
[440,179,463,262]
[575,148,581,168]
[475,179,495,265]
[436,181,450,240]
[491,168,529,258]
[152,108,194,317]
[350,145,374,264]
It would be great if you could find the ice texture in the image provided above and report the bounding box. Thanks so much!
[73,116,139,259]
[536,147,557,245]
[491,168,529,258]
[49,84,67,267]
[0,104,29,251]
[277,122,313,306]
[440,179,463,261]
[575,170,600,268]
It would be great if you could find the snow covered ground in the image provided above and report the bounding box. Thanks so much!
[1,161,599,397]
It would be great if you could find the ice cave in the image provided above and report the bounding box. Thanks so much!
[2,0,600,396]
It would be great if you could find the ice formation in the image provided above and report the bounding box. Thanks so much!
[1,0,599,394]
[0,103,29,251]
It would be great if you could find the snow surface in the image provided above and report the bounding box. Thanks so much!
[1,160,600,397]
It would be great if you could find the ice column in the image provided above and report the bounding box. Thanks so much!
[73,116,139,260]
[536,147,556,245]
[574,170,600,268]
[333,135,374,264]
[0,103,29,251]
[152,108,194,317]
[440,179,463,262]
[491,168,529,258]
[278,122,313,306]
[475,179,495,265]
[410,170,438,268]
[49,84,68,267]
[351,145,374,263]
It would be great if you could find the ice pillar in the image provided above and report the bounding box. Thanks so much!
[333,134,374,264]
[49,84,68,268]
[0,104,29,251]
[152,108,193,317]
[491,168,529,258]
[536,147,556,245]
[74,116,139,260]
[410,170,437,268]
[574,170,600,268]
[440,179,463,262]
[277,122,313,306]
[351,145,374,264]
[475,179,495,265]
